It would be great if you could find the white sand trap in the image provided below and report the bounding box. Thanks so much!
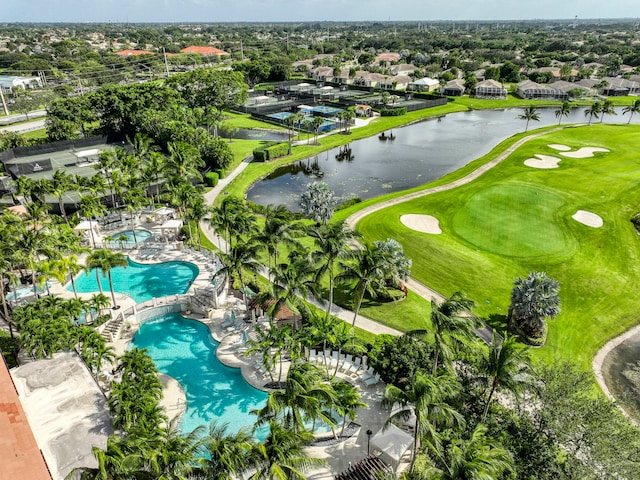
[401,214,442,234]
[572,210,603,228]
[524,154,561,169]
[548,144,571,151]
[560,147,610,158]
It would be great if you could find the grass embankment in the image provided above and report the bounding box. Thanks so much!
[355,124,640,371]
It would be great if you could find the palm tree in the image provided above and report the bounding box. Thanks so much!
[585,101,602,125]
[86,249,128,309]
[312,116,324,144]
[425,424,514,479]
[48,255,83,298]
[218,241,262,311]
[249,420,327,480]
[46,169,75,222]
[480,332,533,421]
[309,221,361,320]
[331,378,367,437]
[77,195,107,248]
[209,196,245,253]
[197,422,256,480]
[518,105,540,132]
[16,224,55,297]
[382,371,465,473]
[121,186,148,244]
[555,101,572,125]
[253,204,303,273]
[623,99,640,124]
[600,99,616,123]
[508,271,561,343]
[165,141,205,181]
[12,176,37,205]
[141,421,205,479]
[337,239,411,329]
[299,182,335,226]
[427,291,476,374]
[267,257,318,323]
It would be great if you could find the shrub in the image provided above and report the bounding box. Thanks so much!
[335,197,363,211]
[253,142,291,162]
[380,107,407,116]
[205,172,219,187]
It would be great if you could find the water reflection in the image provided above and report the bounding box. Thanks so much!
[602,334,640,420]
[247,107,638,211]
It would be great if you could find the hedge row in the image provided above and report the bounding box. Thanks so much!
[380,107,408,116]
[253,142,291,162]
[205,172,219,187]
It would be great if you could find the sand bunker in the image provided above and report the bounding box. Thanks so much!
[548,144,571,151]
[572,210,603,228]
[401,214,442,234]
[560,147,610,158]
[524,154,561,169]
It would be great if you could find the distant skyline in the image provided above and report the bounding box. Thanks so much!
[2,0,639,24]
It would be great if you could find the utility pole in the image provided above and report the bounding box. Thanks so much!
[240,39,244,61]
[163,47,170,77]
[0,87,9,116]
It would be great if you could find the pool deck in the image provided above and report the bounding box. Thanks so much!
[30,232,409,478]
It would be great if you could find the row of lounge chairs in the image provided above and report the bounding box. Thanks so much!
[308,350,381,386]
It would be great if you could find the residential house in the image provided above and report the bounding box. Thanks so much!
[375,52,401,65]
[390,63,416,77]
[180,45,228,58]
[441,79,465,96]
[379,75,412,90]
[0,75,42,93]
[310,66,335,82]
[474,79,508,99]
[408,77,440,92]
[352,71,386,88]
[603,77,640,96]
[516,80,567,100]
[550,80,590,98]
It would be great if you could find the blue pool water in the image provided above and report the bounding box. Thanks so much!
[112,229,152,247]
[131,313,268,436]
[71,258,198,303]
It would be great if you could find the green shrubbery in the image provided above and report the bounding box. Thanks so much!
[205,171,219,187]
[252,142,291,162]
[380,107,407,116]
[335,197,363,211]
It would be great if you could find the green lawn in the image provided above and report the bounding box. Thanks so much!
[355,124,640,371]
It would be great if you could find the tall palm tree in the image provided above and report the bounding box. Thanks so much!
[508,271,560,343]
[197,422,256,480]
[77,195,107,248]
[309,221,361,320]
[16,223,55,297]
[143,151,166,206]
[623,99,640,124]
[331,378,367,437]
[425,424,514,480]
[249,420,327,480]
[121,186,148,244]
[382,371,465,473]
[337,239,411,329]
[585,101,602,126]
[267,257,319,323]
[253,204,302,273]
[480,332,533,421]
[254,360,336,434]
[48,255,83,298]
[555,101,572,125]
[218,241,262,311]
[600,99,616,123]
[427,291,476,374]
[518,105,540,132]
[165,141,204,181]
[45,169,75,223]
[86,249,129,309]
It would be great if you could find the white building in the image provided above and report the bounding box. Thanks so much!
[0,75,42,93]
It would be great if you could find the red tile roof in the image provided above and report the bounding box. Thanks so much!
[115,49,155,57]
[180,45,228,56]
[0,359,52,480]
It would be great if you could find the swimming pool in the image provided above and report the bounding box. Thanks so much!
[71,258,198,303]
[112,229,152,247]
[131,313,268,436]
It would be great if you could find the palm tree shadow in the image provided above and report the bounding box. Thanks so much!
[485,313,508,334]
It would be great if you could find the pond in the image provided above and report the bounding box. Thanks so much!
[247,107,638,211]
[602,333,640,420]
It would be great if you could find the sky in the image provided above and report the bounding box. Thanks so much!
[2,0,639,23]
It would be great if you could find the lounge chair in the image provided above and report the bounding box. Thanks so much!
[360,366,375,382]
[308,349,319,364]
[347,357,362,374]
[341,354,353,372]
[329,351,339,369]
[364,373,381,386]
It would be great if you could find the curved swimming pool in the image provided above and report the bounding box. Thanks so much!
[112,229,152,247]
[71,258,198,303]
[131,313,268,436]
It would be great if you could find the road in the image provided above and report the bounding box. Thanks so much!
[0,118,46,134]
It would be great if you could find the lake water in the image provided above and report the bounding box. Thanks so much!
[247,107,638,211]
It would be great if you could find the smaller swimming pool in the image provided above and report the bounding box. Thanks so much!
[112,229,152,248]
[71,258,198,303]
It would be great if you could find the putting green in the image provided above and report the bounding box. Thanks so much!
[452,184,571,257]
